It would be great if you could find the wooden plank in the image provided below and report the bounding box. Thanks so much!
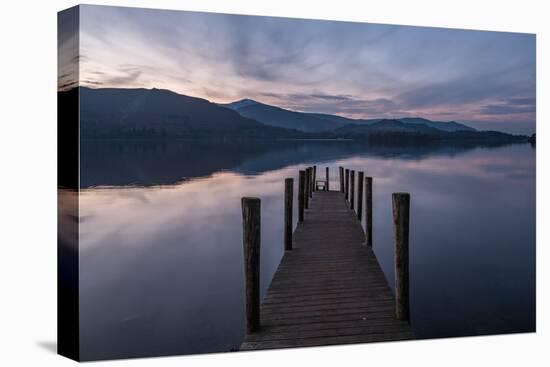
[258,318,412,335]
[244,323,412,342]
[240,190,414,351]
[241,332,413,350]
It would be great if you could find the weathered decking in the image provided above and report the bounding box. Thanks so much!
[240,190,414,351]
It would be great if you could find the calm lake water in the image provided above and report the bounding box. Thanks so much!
[77,140,535,360]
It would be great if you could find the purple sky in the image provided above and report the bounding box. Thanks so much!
[65,5,536,134]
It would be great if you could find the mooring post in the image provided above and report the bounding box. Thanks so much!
[304,168,310,209]
[313,166,317,192]
[350,170,355,210]
[339,167,344,193]
[309,167,314,199]
[345,169,350,200]
[284,178,293,251]
[308,168,312,205]
[298,170,305,222]
[326,167,329,191]
[393,192,410,322]
[241,197,261,333]
[306,168,310,201]
[357,171,364,221]
[365,177,373,247]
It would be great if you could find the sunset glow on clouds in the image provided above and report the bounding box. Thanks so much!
[66,5,535,133]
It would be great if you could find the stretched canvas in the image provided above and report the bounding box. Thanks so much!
[58,4,536,361]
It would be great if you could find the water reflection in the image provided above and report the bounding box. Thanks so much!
[78,140,535,360]
[80,139,523,187]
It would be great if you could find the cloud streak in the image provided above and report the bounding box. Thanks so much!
[479,97,536,115]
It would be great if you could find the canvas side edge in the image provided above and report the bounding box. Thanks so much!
[57,5,80,361]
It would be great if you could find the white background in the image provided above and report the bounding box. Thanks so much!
[0,0,548,365]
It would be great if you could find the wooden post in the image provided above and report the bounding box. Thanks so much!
[306,167,310,196]
[345,169,350,200]
[350,170,355,210]
[241,197,261,333]
[365,177,373,247]
[309,168,312,205]
[339,167,344,193]
[393,193,410,322]
[284,178,293,251]
[309,167,314,199]
[357,171,364,221]
[298,170,305,222]
[326,167,329,191]
[313,166,317,192]
[305,168,310,209]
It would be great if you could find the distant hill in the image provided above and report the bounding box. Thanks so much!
[223,98,476,133]
[303,113,382,128]
[75,87,305,139]
[336,119,440,134]
[221,99,353,132]
[333,119,524,144]
[399,117,475,132]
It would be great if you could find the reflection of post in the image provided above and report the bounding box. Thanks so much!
[345,169,349,201]
[284,178,293,251]
[326,167,329,191]
[393,193,410,322]
[350,170,355,210]
[357,171,364,221]
[298,170,305,222]
[339,167,344,193]
[305,168,310,209]
[365,177,373,247]
[241,197,261,333]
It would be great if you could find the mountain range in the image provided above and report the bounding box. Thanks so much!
[65,87,526,142]
[222,99,475,133]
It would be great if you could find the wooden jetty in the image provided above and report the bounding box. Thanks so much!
[240,166,413,351]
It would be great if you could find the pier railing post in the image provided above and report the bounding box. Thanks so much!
[313,166,317,192]
[284,178,293,251]
[350,170,355,210]
[305,168,310,209]
[339,167,344,193]
[365,177,373,247]
[392,193,410,322]
[241,197,261,333]
[326,167,329,191]
[357,171,364,221]
[298,170,305,222]
[345,169,350,201]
